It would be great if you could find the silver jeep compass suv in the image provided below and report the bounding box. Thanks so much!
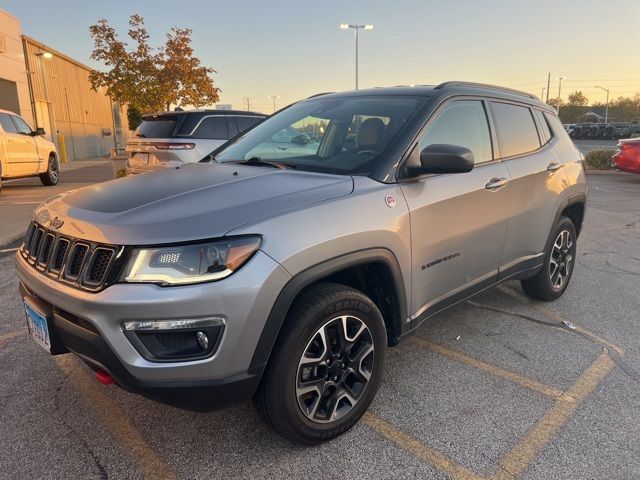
[16,82,587,444]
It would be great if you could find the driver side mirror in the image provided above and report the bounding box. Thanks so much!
[405,144,474,177]
[33,127,46,136]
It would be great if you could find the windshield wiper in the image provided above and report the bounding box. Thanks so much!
[237,157,296,169]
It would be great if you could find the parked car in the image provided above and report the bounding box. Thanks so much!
[612,138,640,173]
[563,123,576,136]
[16,82,586,444]
[0,109,59,194]
[125,110,266,174]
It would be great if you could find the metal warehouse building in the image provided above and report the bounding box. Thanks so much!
[0,10,128,161]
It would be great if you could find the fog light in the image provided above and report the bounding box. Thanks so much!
[122,317,225,361]
[196,331,209,350]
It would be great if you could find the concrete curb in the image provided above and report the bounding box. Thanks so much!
[585,169,630,175]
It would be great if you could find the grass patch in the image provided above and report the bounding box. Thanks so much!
[584,149,616,170]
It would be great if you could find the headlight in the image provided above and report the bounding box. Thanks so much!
[121,236,261,285]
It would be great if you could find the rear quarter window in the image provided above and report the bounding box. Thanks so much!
[491,102,541,158]
[135,116,179,138]
[533,109,553,144]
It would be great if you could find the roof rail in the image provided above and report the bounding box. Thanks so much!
[307,92,334,99]
[434,81,538,100]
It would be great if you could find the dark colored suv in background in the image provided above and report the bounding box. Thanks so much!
[125,110,266,174]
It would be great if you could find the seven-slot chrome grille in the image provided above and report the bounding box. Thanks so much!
[20,221,123,292]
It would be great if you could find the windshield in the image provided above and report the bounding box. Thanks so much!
[213,95,423,175]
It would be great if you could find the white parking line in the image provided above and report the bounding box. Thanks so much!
[0,201,41,205]
[0,247,19,253]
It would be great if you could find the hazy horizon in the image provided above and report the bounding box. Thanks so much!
[3,0,639,113]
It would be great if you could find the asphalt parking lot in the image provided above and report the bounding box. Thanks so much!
[1,166,639,479]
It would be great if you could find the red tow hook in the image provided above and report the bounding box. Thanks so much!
[96,370,115,385]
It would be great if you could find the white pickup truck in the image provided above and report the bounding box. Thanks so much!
[0,109,59,194]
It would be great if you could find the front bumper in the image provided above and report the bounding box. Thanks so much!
[16,249,291,408]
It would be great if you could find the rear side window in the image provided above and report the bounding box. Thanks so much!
[135,116,179,138]
[236,116,262,133]
[192,116,228,139]
[491,102,540,158]
[418,100,493,164]
[0,113,18,133]
[533,109,552,144]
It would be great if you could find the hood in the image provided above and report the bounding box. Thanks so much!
[33,163,353,245]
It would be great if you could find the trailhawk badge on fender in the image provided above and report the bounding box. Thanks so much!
[385,195,396,208]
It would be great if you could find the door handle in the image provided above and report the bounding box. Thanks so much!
[547,162,563,172]
[485,177,508,190]
[276,146,288,151]
[7,138,15,143]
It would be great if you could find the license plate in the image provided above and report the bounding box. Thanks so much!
[24,300,52,353]
[131,153,149,166]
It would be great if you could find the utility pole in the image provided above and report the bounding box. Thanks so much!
[541,87,545,100]
[340,24,373,90]
[268,95,280,113]
[546,72,551,103]
[243,97,251,111]
[594,86,610,123]
[556,77,564,115]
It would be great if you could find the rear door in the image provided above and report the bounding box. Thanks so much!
[400,99,512,319]
[489,102,567,277]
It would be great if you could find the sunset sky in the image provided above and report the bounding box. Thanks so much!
[4,0,640,113]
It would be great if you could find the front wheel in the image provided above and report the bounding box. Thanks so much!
[254,283,387,444]
[521,216,577,301]
[39,155,59,186]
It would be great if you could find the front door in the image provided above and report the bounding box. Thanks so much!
[0,113,39,176]
[400,99,512,320]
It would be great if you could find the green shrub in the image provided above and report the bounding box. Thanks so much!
[584,149,615,170]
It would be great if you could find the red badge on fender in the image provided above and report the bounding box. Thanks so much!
[385,195,396,208]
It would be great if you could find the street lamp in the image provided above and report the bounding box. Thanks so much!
[594,86,610,123]
[556,77,564,115]
[268,95,280,113]
[339,23,373,90]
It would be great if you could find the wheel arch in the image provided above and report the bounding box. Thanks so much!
[544,193,586,254]
[250,248,408,371]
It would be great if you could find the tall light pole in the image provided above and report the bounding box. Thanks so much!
[268,95,280,113]
[541,87,545,100]
[556,77,564,115]
[340,23,373,90]
[594,86,610,123]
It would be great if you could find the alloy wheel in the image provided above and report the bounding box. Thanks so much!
[49,157,59,183]
[296,315,374,423]
[549,229,573,290]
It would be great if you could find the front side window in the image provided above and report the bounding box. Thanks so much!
[11,115,32,135]
[0,113,18,134]
[491,102,540,158]
[418,100,493,164]
[214,95,423,175]
[192,116,228,139]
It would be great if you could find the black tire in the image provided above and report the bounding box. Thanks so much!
[521,216,577,301]
[39,154,59,186]
[254,282,387,444]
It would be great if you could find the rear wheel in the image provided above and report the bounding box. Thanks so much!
[39,154,59,186]
[521,216,577,301]
[254,283,386,444]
